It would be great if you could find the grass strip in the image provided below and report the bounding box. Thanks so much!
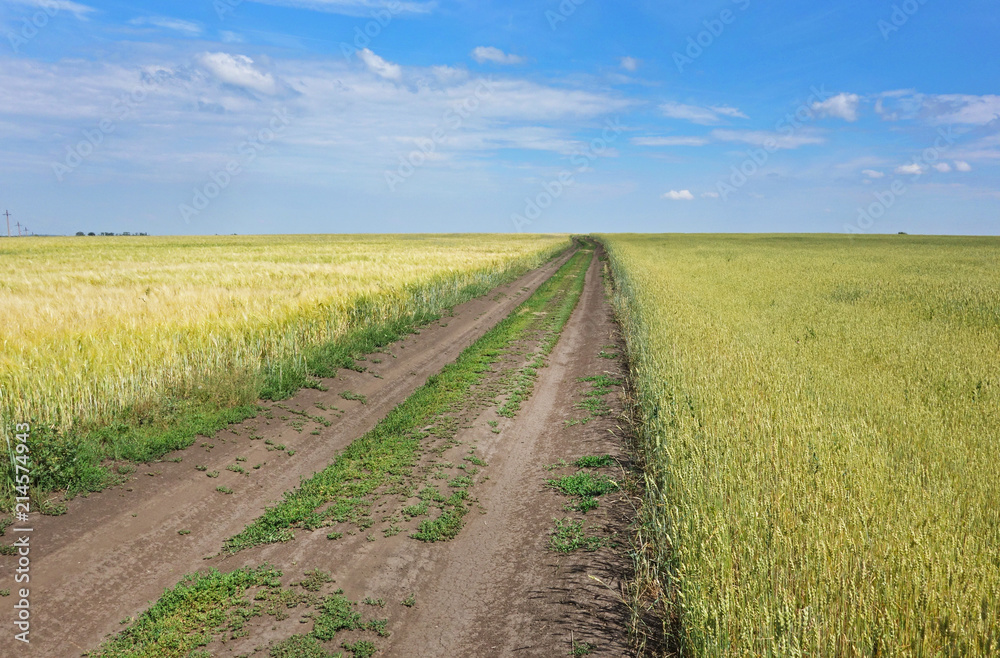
[87,565,284,658]
[224,248,594,553]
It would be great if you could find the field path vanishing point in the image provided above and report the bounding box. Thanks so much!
[12,243,635,657]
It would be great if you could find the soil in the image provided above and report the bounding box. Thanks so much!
[4,246,636,657]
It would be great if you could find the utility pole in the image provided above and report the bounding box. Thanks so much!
[3,210,10,238]
[15,221,22,237]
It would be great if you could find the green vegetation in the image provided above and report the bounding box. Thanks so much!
[573,455,615,469]
[547,471,618,513]
[411,492,469,542]
[339,390,367,404]
[601,234,1000,656]
[549,518,603,553]
[225,248,593,553]
[566,375,621,426]
[88,565,284,657]
[91,566,389,657]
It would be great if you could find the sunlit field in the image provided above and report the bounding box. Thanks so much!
[602,234,1000,656]
[0,234,568,483]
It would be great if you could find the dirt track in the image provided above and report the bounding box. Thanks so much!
[5,246,634,657]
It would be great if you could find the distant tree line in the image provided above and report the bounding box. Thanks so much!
[75,232,150,236]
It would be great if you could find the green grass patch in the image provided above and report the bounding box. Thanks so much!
[88,565,284,657]
[547,472,618,498]
[573,455,616,469]
[411,492,469,542]
[549,518,603,553]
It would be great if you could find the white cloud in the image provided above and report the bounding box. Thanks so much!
[471,47,525,65]
[712,129,825,150]
[954,160,972,172]
[933,162,952,173]
[220,31,244,43]
[130,17,203,36]
[862,169,885,179]
[662,190,694,201]
[243,0,434,16]
[896,163,925,175]
[358,48,402,80]
[929,94,1000,125]
[7,0,94,19]
[811,92,860,122]
[660,101,748,125]
[620,56,640,72]
[701,191,719,198]
[632,136,709,147]
[198,52,278,95]
[877,91,1000,125]
[0,53,630,187]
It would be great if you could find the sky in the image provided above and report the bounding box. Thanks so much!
[0,0,998,236]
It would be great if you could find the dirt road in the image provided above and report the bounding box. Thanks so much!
[4,245,635,657]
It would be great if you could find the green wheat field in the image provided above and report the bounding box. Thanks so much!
[603,234,1000,656]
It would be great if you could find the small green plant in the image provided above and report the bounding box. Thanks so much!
[412,499,468,542]
[342,640,377,658]
[401,594,415,607]
[268,635,331,658]
[573,455,615,469]
[549,518,602,553]
[402,502,428,518]
[235,456,247,462]
[195,465,208,472]
[216,486,233,495]
[547,472,617,498]
[0,589,10,597]
[340,390,367,404]
[312,591,362,640]
[227,464,247,475]
[178,529,191,535]
[363,597,386,608]
[326,531,344,540]
[296,569,333,592]
[571,639,596,655]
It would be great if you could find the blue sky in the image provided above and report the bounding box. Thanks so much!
[1,0,998,236]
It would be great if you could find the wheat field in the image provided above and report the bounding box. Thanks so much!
[601,234,1000,656]
[0,234,569,436]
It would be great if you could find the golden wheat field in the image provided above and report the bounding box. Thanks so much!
[601,234,1000,656]
[0,234,569,436]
